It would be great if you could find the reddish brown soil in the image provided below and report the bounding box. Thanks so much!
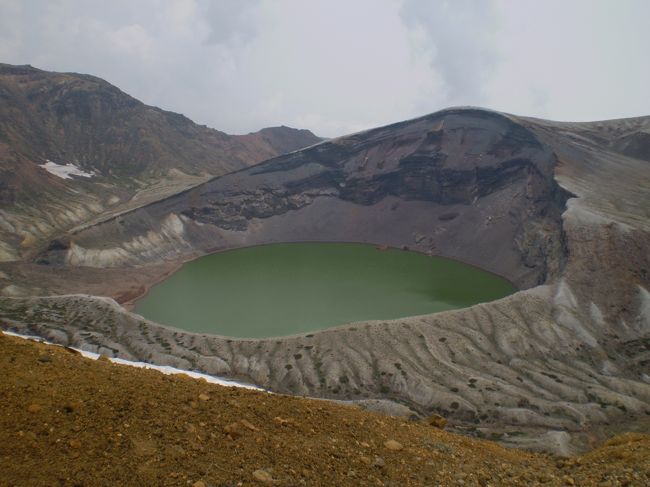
[1,332,648,486]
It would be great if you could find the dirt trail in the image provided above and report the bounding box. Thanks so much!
[1,331,648,486]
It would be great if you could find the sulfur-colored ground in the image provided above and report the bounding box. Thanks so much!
[1,331,648,487]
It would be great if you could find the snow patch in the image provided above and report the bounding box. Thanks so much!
[637,286,650,332]
[42,160,95,180]
[2,330,264,391]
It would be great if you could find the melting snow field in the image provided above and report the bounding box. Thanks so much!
[42,160,95,179]
[2,330,264,391]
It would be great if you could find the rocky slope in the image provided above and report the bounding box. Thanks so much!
[0,63,320,262]
[2,331,649,486]
[1,107,649,455]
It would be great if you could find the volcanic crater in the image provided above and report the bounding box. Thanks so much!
[2,65,650,455]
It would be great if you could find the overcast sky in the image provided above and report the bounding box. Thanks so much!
[1,0,649,137]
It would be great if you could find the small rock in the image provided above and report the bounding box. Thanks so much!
[360,456,372,466]
[240,419,258,431]
[62,402,79,413]
[164,444,186,458]
[223,422,242,438]
[538,474,554,483]
[198,393,210,401]
[426,413,448,429]
[384,440,403,451]
[192,481,206,487]
[372,456,386,468]
[37,354,52,363]
[273,416,295,426]
[131,437,158,456]
[27,403,42,413]
[68,439,81,449]
[252,469,275,483]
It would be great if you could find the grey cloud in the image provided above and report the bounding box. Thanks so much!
[400,0,499,106]
[203,0,261,46]
[0,0,649,137]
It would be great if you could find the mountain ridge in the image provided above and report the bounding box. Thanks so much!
[0,62,321,261]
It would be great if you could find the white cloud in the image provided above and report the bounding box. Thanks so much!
[0,0,649,136]
[484,0,650,122]
[108,24,154,61]
[400,0,499,106]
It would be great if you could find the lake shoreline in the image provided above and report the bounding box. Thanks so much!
[132,242,516,338]
[126,239,519,312]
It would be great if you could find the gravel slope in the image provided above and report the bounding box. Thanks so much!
[2,331,649,487]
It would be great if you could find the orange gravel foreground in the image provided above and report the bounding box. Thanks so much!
[1,331,648,486]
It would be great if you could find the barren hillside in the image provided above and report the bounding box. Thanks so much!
[2,331,649,486]
[0,63,320,262]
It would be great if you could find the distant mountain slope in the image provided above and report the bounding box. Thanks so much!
[244,125,325,155]
[0,63,320,261]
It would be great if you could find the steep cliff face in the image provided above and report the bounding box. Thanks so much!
[0,63,320,262]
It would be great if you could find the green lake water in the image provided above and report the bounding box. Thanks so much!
[134,243,515,338]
